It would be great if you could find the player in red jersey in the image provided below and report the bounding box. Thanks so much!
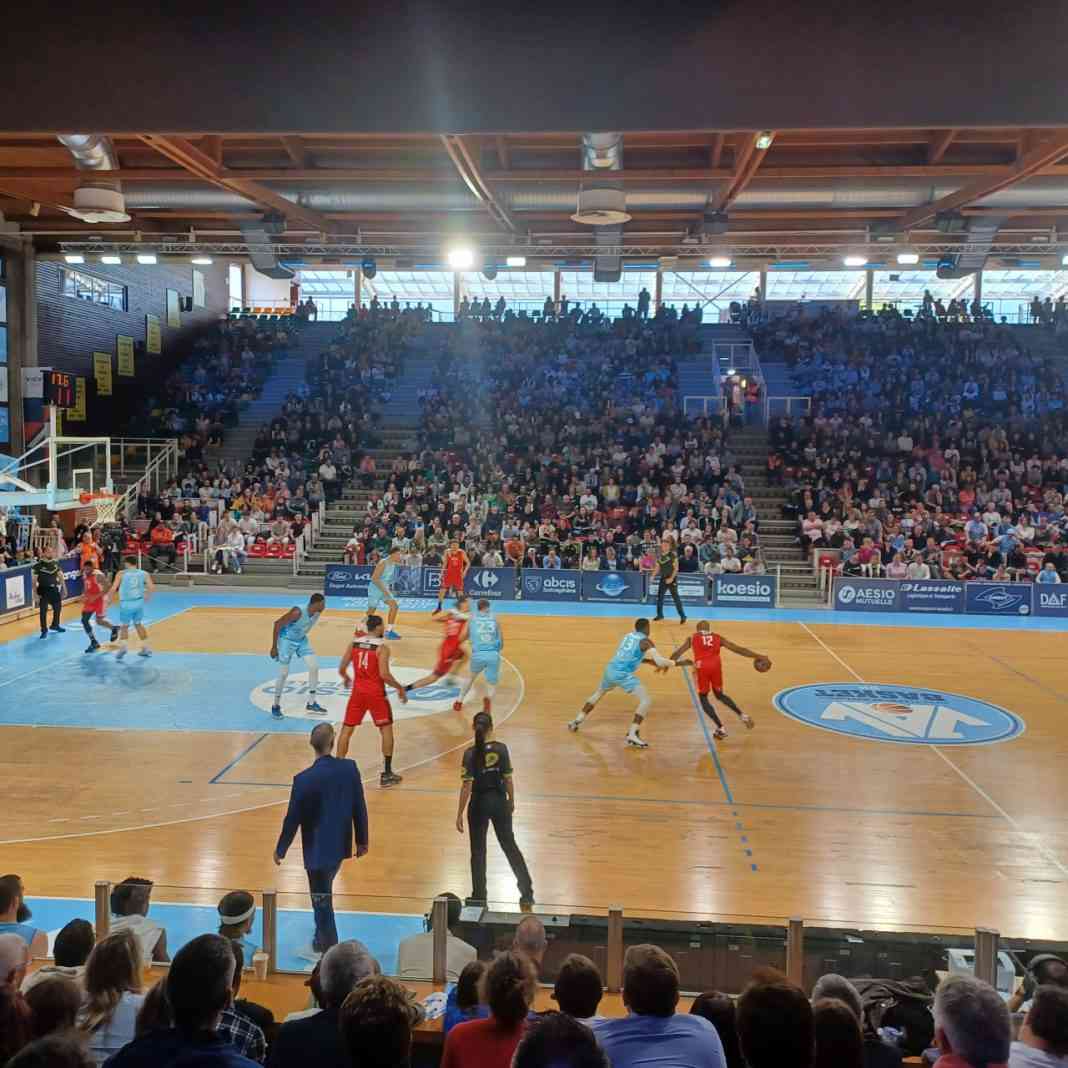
[670,621,770,738]
[407,595,470,692]
[79,560,119,653]
[433,541,470,615]
[337,613,408,787]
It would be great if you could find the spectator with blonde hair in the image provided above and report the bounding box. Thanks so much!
[77,928,145,1065]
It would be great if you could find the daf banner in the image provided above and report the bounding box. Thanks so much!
[1034,585,1068,617]
[324,564,373,599]
[964,582,1033,617]
[897,579,965,614]
[464,566,516,601]
[832,577,900,612]
[519,568,581,602]
[648,574,709,605]
[712,574,777,608]
[580,570,645,603]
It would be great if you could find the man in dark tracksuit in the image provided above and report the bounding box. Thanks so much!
[33,546,67,637]
[653,539,687,623]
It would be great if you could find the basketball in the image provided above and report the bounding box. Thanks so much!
[79,490,93,504]
[754,657,772,673]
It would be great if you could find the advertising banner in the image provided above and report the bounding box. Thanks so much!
[93,352,113,396]
[0,565,31,615]
[117,334,137,373]
[144,318,161,356]
[580,569,645,603]
[964,582,1033,617]
[324,564,372,599]
[464,567,516,601]
[421,566,443,597]
[649,574,709,605]
[67,377,87,421]
[832,577,900,612]
[898,579,965,614]
[712,574,777,608]
[59,555,84,597]
[1034,585,1068,617]
[519,568,581,602]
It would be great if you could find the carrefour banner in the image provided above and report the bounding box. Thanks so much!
[712,574,777,608]
[898,579,965,614]
[965,582,1033,617]
[832,577,899,612]
[324,564,373,598]
[519,568,581,602]
[1034,585,1068,617]
[648,574,708,605]
[580,570,645,603]
[464,567,516,601]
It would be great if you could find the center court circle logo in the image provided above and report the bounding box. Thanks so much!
[773,683,1025,746]
[250,665,460,722]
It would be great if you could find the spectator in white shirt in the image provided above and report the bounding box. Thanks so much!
[885,553,908,579]
[906,559,931,580]
[108,879,167,964]
[77,929,145,1066]
[395,894,476,982]
[343,535,361,564]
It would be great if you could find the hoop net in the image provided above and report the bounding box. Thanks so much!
[77,491,122,526]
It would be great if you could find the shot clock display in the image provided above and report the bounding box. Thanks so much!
[44,369,74,409]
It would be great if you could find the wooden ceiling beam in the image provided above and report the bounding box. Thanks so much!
[202,135,223,166]
[710,133,725,169]
[281,135,307,168]
[898,128,1068,231]
[440,134,517,232]
[927,129,957,165]
[139,134,331,231]
[710,132,775,211]
[496,135,511,170]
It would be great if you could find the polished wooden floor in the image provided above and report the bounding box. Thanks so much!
[3,603,1067,939]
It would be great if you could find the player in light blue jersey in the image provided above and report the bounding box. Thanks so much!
[368,548,402,640]
[270,593,327,719]
[114,555,156,660]
[455,598,503,714]
[567,618,674,748]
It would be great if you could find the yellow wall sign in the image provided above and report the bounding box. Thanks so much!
[144,316,161,355]
[93,352,113,396]
[166,289,180,328]
[117,334,136,375]
[67,377,87,421]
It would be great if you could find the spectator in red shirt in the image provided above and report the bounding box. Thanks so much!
[441,951,535,1068]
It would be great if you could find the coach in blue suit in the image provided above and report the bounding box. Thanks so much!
[274,722,369,953]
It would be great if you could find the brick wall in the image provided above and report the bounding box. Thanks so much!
[35,258,229,435]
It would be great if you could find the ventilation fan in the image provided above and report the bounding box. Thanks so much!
[59,186,131,224]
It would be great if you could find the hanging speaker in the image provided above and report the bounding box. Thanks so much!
[482,264,498,281]
[361,257,377,280]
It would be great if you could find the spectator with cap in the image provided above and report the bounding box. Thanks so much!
[395,892,476,982]
[0,876,47,959]
[22,919,95,993]
[736,968,814,1068]
[552,954,606,1026]
[812,973,902,1068]
[592,944,726,1068]
[0,932,33,1064]
[109,877,168,964]
[1010,985,1068,1067]
[932,974,1011,1068]
[267,940,381,1068]
[105,933,258,1067]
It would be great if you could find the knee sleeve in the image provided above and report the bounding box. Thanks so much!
[274,663,290,701]
[305,654,320,691]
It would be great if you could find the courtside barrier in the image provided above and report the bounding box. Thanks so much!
[648,573,708,605]
[711,574,777,608]
[832,576,1042,617]
[581,569,645,603]
[0,563,33,617]
[520,568,582,602]
[464,566,517,600]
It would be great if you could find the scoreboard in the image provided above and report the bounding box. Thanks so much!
[45,370,74,408]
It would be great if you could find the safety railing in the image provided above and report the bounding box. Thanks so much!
[763,395,812,423]
[682,394,728,421]
[293,500,326,575]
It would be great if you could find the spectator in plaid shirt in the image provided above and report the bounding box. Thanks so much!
[217,943,267,1064]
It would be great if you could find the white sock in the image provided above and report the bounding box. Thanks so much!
[461,675,478,700]
[274,664,290,704]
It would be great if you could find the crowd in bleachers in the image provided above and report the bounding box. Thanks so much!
[756,306,1068,582]
[3,868,1067,1067]
[337,312,768,577]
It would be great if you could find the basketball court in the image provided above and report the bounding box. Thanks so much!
[3,588,1067,964]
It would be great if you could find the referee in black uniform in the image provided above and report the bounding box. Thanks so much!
[455,711,534,910]
[33,545,67,638]
[653,537,687,623]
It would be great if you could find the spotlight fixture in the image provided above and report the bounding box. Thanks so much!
[1062,254,1068,266]
[506,256,527,268]
[843,255,868,267]
[191,255,213,265]
[63,253,84,264]
[447,247,475,271]
[100,254,122,265]
[754,131,774,150]
[136,253,157,265]
[897,252,920,265]
[707,257,732,268]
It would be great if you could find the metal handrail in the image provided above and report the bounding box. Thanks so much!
[763,395,813,423]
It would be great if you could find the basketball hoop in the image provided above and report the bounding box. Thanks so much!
[79,490,122,526]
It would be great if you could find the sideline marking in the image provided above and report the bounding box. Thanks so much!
[798,621,1068,880]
